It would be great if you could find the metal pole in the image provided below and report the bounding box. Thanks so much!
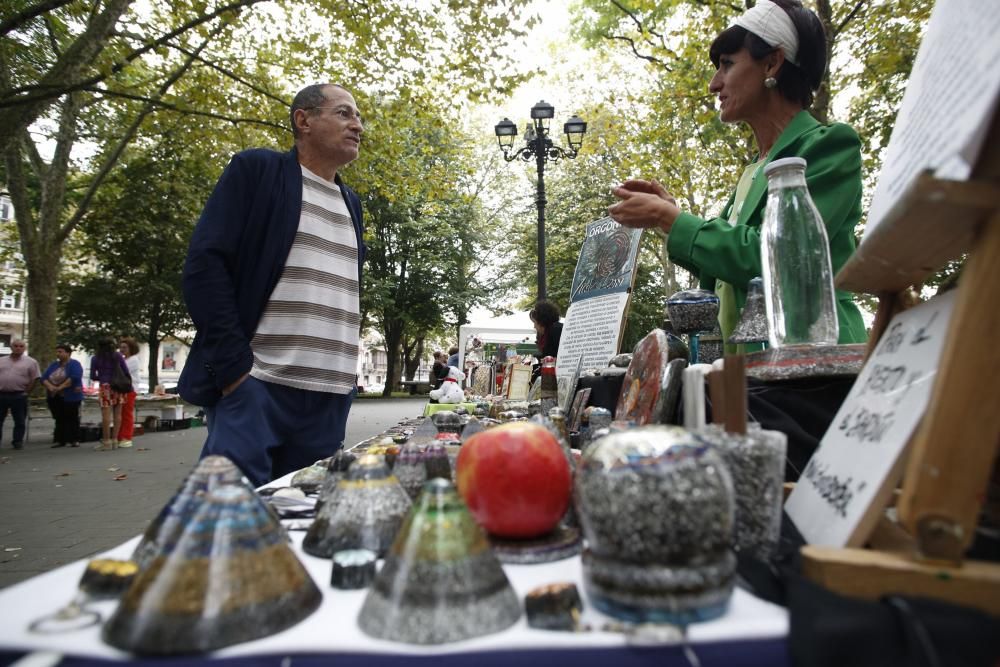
[535,123,547,302]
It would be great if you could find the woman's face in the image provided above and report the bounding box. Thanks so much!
[709,48,769,124]
[119,342,130,357]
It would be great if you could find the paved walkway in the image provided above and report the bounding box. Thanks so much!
[0,397,424,589]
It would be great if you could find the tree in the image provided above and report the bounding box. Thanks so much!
[58,130,219,385]
[1,0,535,361]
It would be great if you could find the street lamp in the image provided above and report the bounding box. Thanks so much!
[494,101,587,301]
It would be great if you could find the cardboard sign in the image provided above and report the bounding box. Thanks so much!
[865,1,1000,236]
[786,290,958,547]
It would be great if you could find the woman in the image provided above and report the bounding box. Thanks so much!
[41,344,84,448]
[117,337,141,448]
[530,300,563,359]
[90,337,130,451]
[609,0,866,348]
[529,300,563,383]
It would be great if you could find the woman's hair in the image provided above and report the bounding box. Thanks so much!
[120,336,139,356]
[96,337,117,359]
[448,346,459,355]
[56,343,73,354]
[529,300,561,328]
[709,0,826,109]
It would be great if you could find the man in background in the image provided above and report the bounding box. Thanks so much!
[179,83,366,486]
[0,339,40,450]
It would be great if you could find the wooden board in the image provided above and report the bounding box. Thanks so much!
[896,208,1000,559]
[801,543,1000,616]
[835,174,1000,294]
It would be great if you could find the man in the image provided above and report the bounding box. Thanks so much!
[179,83,366,486]
[0,339,40,450]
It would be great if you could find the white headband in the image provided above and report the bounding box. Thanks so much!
[733,0,799,66]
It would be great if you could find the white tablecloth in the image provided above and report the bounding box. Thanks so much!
[0,474,789,662]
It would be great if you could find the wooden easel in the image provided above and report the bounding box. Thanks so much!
[799,110,1000,615]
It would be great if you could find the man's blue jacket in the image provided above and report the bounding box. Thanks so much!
[178,147,366,406]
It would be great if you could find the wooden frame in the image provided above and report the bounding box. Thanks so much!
[802,107,1000,613]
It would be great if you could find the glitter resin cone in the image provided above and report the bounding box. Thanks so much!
[129,456,255,571]
[302,454,411,558]
[103,484,321,655]
[358,478,521,644]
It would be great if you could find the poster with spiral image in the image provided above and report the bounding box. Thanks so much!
[569,216,643,302]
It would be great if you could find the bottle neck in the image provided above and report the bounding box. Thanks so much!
[766,166,807,192]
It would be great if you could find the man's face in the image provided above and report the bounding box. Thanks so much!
[298,86,364,169]
[11,341,25,357]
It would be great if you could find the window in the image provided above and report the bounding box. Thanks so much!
[0,200,10,221]
[0,291,21,310]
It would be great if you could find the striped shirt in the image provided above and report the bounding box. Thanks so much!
[249,165,361,394]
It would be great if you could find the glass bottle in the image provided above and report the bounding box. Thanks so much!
[760,157,839,346]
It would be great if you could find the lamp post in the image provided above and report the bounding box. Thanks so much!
[494,101,586,301]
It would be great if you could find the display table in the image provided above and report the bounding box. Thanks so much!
[422,402,478,417]
[0,467,791,666]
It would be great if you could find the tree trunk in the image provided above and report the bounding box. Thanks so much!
[402,336,424,381]
[24,246,60,360]
[381,320,404,397]
[146,309,162,388]
[812,0,835,124]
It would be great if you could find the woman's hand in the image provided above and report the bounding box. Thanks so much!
[609,178,680,232]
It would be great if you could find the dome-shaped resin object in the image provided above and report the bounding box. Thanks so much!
[358,478,521,644]
[302,454,411,558]
[575,426,735,625]
[665,288,720,335]
[103,484,321,655]
[129,456,253,571]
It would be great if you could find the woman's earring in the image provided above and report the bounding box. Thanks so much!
[764,76,778,89]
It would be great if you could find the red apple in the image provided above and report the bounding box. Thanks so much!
[456,421,571,539]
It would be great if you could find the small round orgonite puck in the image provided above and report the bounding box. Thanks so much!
[78,558,138,598]
[330,549,376,589]
[525,582,583,631]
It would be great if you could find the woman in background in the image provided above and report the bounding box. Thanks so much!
[41,343,83,448]
[530,300,563,360]
[117,337,141,448]
[529,300,563,383]
[90,337,130,450]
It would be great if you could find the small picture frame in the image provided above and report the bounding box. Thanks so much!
[500,361,514,398]
[471,364,493,397]
[568,387,592,432]
[508,365,533,401]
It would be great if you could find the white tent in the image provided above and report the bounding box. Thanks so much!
[457,310,535,370]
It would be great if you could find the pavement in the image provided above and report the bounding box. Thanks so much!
[0,396,426,590]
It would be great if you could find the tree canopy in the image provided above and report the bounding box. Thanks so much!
[1,0,534,358]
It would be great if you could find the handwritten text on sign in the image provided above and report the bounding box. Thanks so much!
[786,290,957,547]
